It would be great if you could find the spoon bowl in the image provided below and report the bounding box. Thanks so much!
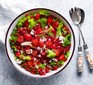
[69,7,85,26]
[79,9,85,25]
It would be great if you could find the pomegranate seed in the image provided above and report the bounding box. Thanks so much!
[15,51,21,57]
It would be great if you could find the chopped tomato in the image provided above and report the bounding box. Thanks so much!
[32,39,39,47]
[52,28,56,35]
[35,13,40,20]
[47,17,53,24]
[38,68,46,75]
[45,67,50,73]
[23,20,29,27]
[17,36,24,43]
[41,51,46,56]
[15,51,21,57]
[53,66,58,70]
[39,41,44,48]
[52,21,59,29]
[32,50,38,56]
[64,46,70,52]
[21,28,26,34]
[59,54,67,62]
[16,45,21,50]
[24,34,32,41]
[53,49,61,56]
[45,40,53,48]
[35,28,43,34]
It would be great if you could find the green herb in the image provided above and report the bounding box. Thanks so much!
[14,56,19,60]
[37,18,47,28]
[11,35,17,41]
[27,15,31,20]
[39,34,45,37]
[28,18,36,29]
[17,22,23,27]
[62,34,71,47]
[57,60,64,65]
[16,17,27,28]
[38,10,49,16]
[23,56,31,60]
[47,26,53,36]
[9,41,15,46]
[9,30,18,44]
[56,22,63,37]
[62,39,71,47]
[19,54,31,61]
[50,62,56,66]
[65,51,70,58]
[47,31,53,36]
[39,63,45,69]
[11,46,17,52]
[47,49,56,58]
[12,28,17,35]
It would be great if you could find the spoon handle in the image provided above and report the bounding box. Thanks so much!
[78,26,93,69]
[83,44,93,69]
[77,46,83,72]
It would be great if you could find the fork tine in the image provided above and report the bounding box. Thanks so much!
[75,7,77,11]
[71,8,74,13]
[69,10,71,14]
[69,10,72,18]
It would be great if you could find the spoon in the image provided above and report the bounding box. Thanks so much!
[81,10,93,69]
[69,7,84,72]
[69,7,93,70]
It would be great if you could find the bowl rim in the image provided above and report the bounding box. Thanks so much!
[5,8,75,78]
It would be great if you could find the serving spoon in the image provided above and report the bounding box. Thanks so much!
[69,7,93,72]
[69,7,84,72]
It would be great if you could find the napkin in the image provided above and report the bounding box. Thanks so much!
[0,0,40,43]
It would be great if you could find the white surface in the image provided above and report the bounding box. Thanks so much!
[0,0,93,85]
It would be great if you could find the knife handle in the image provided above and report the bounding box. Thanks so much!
[77,46,83,72]
[84,44,93,69]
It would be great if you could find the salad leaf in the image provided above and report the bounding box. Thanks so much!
[38,10,49,16]
[65,33,71,41]
[27,15,31,20]
[23,56,31,60]
[17,22,23,27]
[28,18,36,29]
[11,35,17,41]
[19,54,31,61]
[47,31,53,36]
[47,49,56,58]
[38,18,47,28]
[9,29,18,43]
[62,34,71,47]
[65,51,70,58]
[11,46,17,52]
[50,62,56,66]
[12,28,17,35]
[56,22,63,37]
[47,26,53,36]
[62,39,71,47]
[57,60,64,65]
[39,63,45,69]
[17,17,27,28]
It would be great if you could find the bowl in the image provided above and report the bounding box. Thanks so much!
[5,8,75,78]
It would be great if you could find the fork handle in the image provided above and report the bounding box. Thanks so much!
[84,44,93,69]
[77,46,83,72]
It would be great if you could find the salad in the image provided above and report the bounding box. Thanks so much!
[9,10,71,75]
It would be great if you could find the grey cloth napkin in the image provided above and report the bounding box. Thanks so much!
[0,0,40,43]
